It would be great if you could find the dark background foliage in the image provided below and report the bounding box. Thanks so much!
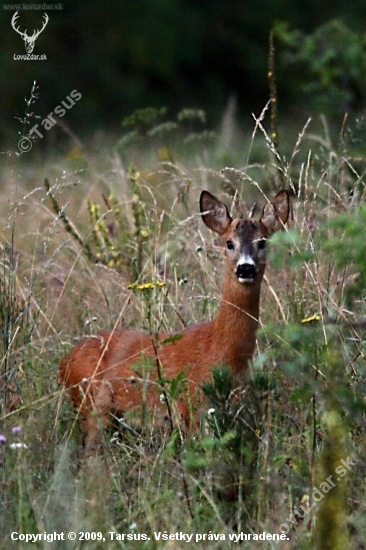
[1,0,366,146]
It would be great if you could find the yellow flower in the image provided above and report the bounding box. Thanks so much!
[301,314,321,324]
[128,281,166,291]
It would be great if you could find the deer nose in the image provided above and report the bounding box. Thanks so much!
[236,263,257,282]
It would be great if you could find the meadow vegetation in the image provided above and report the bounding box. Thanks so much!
[0,102,365,549]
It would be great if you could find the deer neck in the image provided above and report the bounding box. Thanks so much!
[212,269,262,381]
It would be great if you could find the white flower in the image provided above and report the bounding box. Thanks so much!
[9,443,28,450]
[159,393,167,403]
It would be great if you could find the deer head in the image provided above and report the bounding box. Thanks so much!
[11,11,49,54]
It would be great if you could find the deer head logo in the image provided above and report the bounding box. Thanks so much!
[11,11,49,54]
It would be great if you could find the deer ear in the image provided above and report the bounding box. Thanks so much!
[200,191,232,235]
[260,190,290,236]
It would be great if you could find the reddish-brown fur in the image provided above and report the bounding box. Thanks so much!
[60,190,289,451]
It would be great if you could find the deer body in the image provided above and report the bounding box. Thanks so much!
[60,190,289,450]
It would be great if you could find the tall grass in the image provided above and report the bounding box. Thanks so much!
[0,110,365,549]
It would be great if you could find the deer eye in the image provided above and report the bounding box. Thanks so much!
[258,238,266,250]
[226,239,235,250]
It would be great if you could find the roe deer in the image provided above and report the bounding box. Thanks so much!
[60,189,289,451]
